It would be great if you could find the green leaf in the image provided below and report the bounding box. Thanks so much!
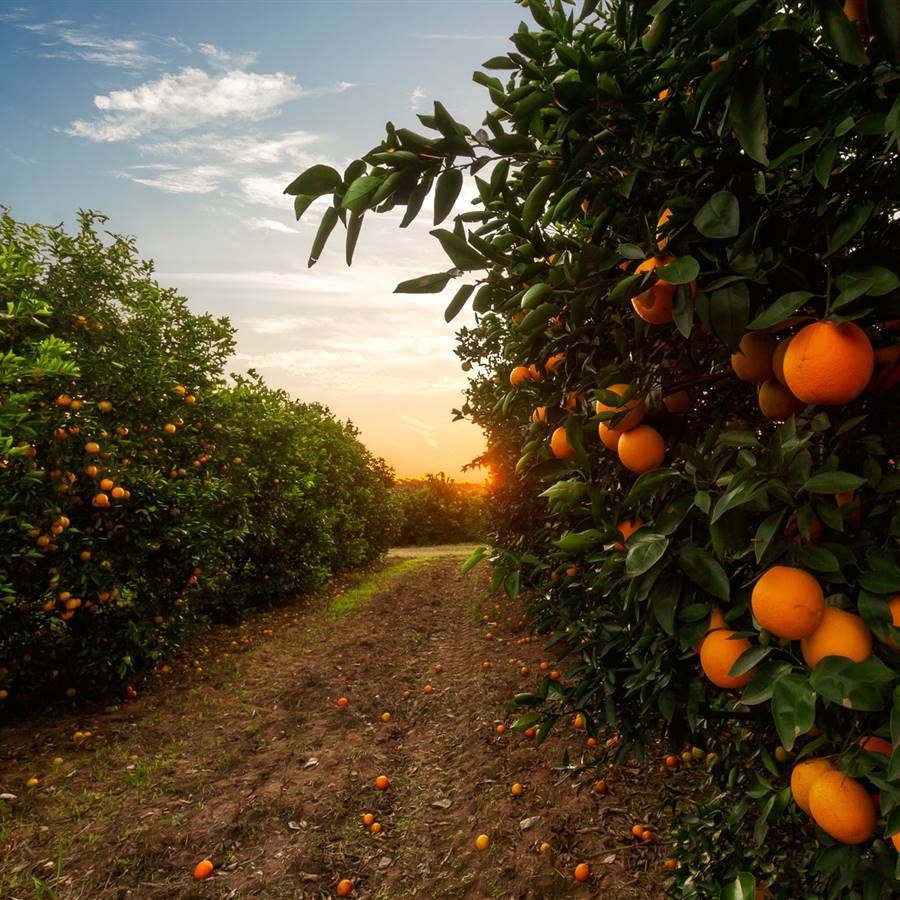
[747,291,813,331]
[284,164,342,197]
[444,284,474,323]
[293,194,317,220]
[693,191,740,239]
[482,55,518,70]
[730,54,769,165]
[625,533,669,577]
[677,545,730,601]
[825,203,874,257]
[394,271,453,294]
[810,655,894,711]
[656,255,699,284]
[711,473,768,523]
[555,529,604,552]
[870,0,900,64]
[308,206,339,267]
[400,176,433,228]
[819,0,870,65]
[521,282,552,309]
[519,302,559,331]
[804,472,867,493]
[430,229,485,270]
[461,546,487,573]
[723,872,756,900]
[540,480,588,512]
[710,283,750,351]
[623,469,682,505]
[345,210,364,265]
[652,581,680,636]
[341,174,383,213]
[434,168,463,226]
[729,644,770,678]
[771,674,817,751]
[523,174,557,230]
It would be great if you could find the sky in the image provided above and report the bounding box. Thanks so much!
[0,0,530,482]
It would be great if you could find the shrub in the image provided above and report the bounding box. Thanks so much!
[393,473,487,545]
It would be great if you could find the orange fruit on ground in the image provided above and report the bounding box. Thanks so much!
[772,336,792,385]
[617,425,665,473]
[532,406,547,423]
[375,775,390,790]
[550,426,574,459]
[599,422,624,450]
[656,208,673,250]
[790,758,835,814]
[758,379,804,420]
[808,770,876,844]
[423,684,434,694]
[370,822,382,834]
[510,366,531,387]
[496,724,506,734]
[573,713,585,729]
[362,813,375,826]
[751,566,825,639]
[614,517,643,551]
[665,754,678,768]
[632,256,676,324]
[475,833,490,851]
[193,859,214,880]
[511,783,523,796]
[594,384,645,432]
[859,736,892,756]
[631,824,645,838]
[782,321,874,405]
[337,697,349,708]
[731,332,776,383]
[800,606,872,667]
[664,859,677,870]
[574,862,590,882]
[337,879,353,896]
[700,630,754,689]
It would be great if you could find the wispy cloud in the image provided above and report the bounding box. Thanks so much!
[21,21,160,68]
[116,164,226,194]
[65,68,319,142]
[246,217,300,235]
[1,146,36,165]
[410,32,504,40]
[395,413,439,448]
[198,42,258,70]
[410,85,427,112]
[143,130,321,165]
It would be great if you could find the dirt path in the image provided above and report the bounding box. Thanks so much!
[0,555,670,899]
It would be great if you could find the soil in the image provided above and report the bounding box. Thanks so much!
[0,551,675,899]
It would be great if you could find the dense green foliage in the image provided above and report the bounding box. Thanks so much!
[393,473,487,545]
[0,211,397,704]
[289,0,900,894]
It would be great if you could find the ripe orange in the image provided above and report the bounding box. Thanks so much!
[631,824,645,838]
[84,442,100,455]
[731,333,776,383]
[665,754,678,768]
[790,758,834,814]
[573,713,585,729]
[772,336,792,385]
[496,724,506,734]
[164,423,176,434]
[663,389,690,413]
[656,208,673,250]
[550,426,574,459]
[475,833,490,851]
[614,517,643,551]
[193,859,214,880]
[375,775,390,790]
[337,697,349,708]
[598,422,624,450]
[337,878,353,896]
[859,735,892,756]
[632,256,676,324]
[617,425,665,473]
[595,384,645,432]
[532,406,547,423]
[808,770,876,844]
[700,630,754,689]
[362,813,375,826]
[545,352,565,373]
[751,566,825,639]
[511,783,523,796]
[423,684,434,694]
[758,379,804,420]
[782,321,874,405]
[879,595,900,649]
[370,822,382,834]
[434,663,443,673]
[92,493,110,508]
[100,477,114,491]
[664,858,677,871]
[594,779,607,794]
[693,607,728,653]
[800,607,872,667]
[527,363,542,381]
[574,862,590,882]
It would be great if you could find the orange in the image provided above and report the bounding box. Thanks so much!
[800,607,872,667]
[751,566,825,639]
[573,713,585,729]
[434,663,443,673]
[859,736,892,756]
[782,321,874,405]
[496,724,506,734]
[790,758,834,814]
[193,859,214,880]
[693,607,727,653]
[880,595,900,649]
[84,442,100,455]
[617,425,665,473]
[111,486,126,499]
[599,422,624,450]
[423,684,434,694]
[509,365,530,387]
[844,0,870,34]
[632,256,676,324]
[545,353,565,373]
[836,490,862,528]
[532,406,547,423]
[475,833,490,851]
[362,813,375,826]
[808,770,876,844]
[663,389,690,413]
[370,822,382,834]
[631,824,645,838]
[731,333,776,383]
[772,337,792,386]
[614,517,643,551]
[550,426,574,459]
[100,477,114,491]
[758,380,804,420]
[375,775,390,790]
[511,783,523,796]
[700,630,754,689]
[656,208,673,250]
[594,384,645,432]
[164,423,176,434]
[92,493,110,508]
[563,391,578,410]
[574,862,590,882]
[337,697,349,708]
[337,879,353,896]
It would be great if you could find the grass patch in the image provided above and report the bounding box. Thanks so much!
[328,557,431,617]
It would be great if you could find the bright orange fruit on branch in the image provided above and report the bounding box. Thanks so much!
[700,630,754,689]
[613,517,643,551]
[632,256,676,324]
[595,384,644,432]
[550,426,574,459]
[800,607,872,667]
[751,566,825,639]
[790,758,834,814]
[731,333,776,383]
[808,770,876,844]
[617,424,664,473]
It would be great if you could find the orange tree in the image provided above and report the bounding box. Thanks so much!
[0,210,397,704]
[288,0,900,893]
[393,473,487,545]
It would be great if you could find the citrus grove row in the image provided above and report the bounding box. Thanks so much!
[0,210,399,704]
[287,0,899,895]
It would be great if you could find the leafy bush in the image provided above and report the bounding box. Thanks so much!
[0,210,397,702]
[287,0,900,894]
[393,473,487,545]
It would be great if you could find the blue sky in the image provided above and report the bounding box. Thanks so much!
[0,0,528,480]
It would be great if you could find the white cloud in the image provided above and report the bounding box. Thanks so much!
[198,42,258,70]
[410,33,503,40]
[116,164,226,194]
[22,21,160,67]
[246,217,299,235]
[410,85,427,111]
[394,413,439,448]
[242,314,332,334]
[143,130,321,165]
[1,147,36,165]
[65,68,350,142]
